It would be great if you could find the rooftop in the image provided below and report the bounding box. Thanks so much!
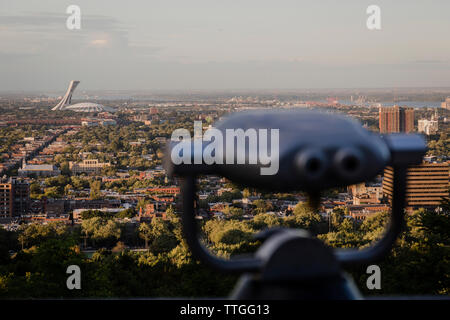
[21,164,57,171]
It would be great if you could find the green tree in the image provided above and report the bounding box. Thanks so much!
[139,223,152,249]
[149,218,178,253]
[330,207,346,230]
[90,180,102,200]
[44,186,62,198]
[60,162,71,176]
[252,199,273,214]
[81,217,121,247]
[117,208,135,219]
[285,202,325,234]
[223,206,244,219]
[17,222,69,249]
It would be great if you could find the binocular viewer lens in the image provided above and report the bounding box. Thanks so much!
[295,147,364,182]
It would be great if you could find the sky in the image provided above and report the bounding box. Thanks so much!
[1,0,450,92]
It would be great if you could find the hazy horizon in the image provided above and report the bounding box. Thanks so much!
[1,0,450,91]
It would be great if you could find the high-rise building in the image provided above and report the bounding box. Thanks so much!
[382,162,449,211]
[379,106,415,133]
[441,97,450,110]
[12,178,30,216]
[0,183,13,218]
[0,178,30,218]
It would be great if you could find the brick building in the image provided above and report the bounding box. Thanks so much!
[379,106,415,133]
[0,178,30,217]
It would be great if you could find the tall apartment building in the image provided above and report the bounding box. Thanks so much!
[441,97,450,110]
[0,178,30,218]
[379,106,415,133]
[0,183,13,217]
[69,159,110,174]
[382,162,450,211]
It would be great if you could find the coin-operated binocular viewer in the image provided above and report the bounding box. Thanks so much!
[164,110,426,299]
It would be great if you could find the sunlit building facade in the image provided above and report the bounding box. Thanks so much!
[379,106,415,133]
[383,162,450,211]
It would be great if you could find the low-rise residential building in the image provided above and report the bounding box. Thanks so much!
[146,186,180,195]
[418,118,438,135]
[347,204,390,220]
[18,161,61,177]
[348,181,383,205]
[20,213,71,224]
[69,159,111,174]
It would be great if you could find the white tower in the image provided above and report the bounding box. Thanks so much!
[52,80,80,111]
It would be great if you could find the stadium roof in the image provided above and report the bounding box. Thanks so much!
[52,81,116,113]
[65,102,116,113]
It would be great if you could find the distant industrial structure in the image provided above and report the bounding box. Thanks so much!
[379,106,415,133]
[52,80,115,113]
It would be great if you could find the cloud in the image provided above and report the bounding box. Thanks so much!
[287,57,305,63]
[0,12,63,27]
[89,39,109,47]
[0,12,125,31]
[0,52,38,60]
[413,59,448,64]
[0,11,158,58]
[128,45,163,56]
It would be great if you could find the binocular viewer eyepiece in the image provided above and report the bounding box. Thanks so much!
[166,110,425,192]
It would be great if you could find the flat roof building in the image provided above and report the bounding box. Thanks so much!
[383,162,450,211]
[418,119,438,136]
[69,159,111,175]
[0,183,13,218]
[379,106,415,133]
[18,160,61,177]
[0,178,30,218]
